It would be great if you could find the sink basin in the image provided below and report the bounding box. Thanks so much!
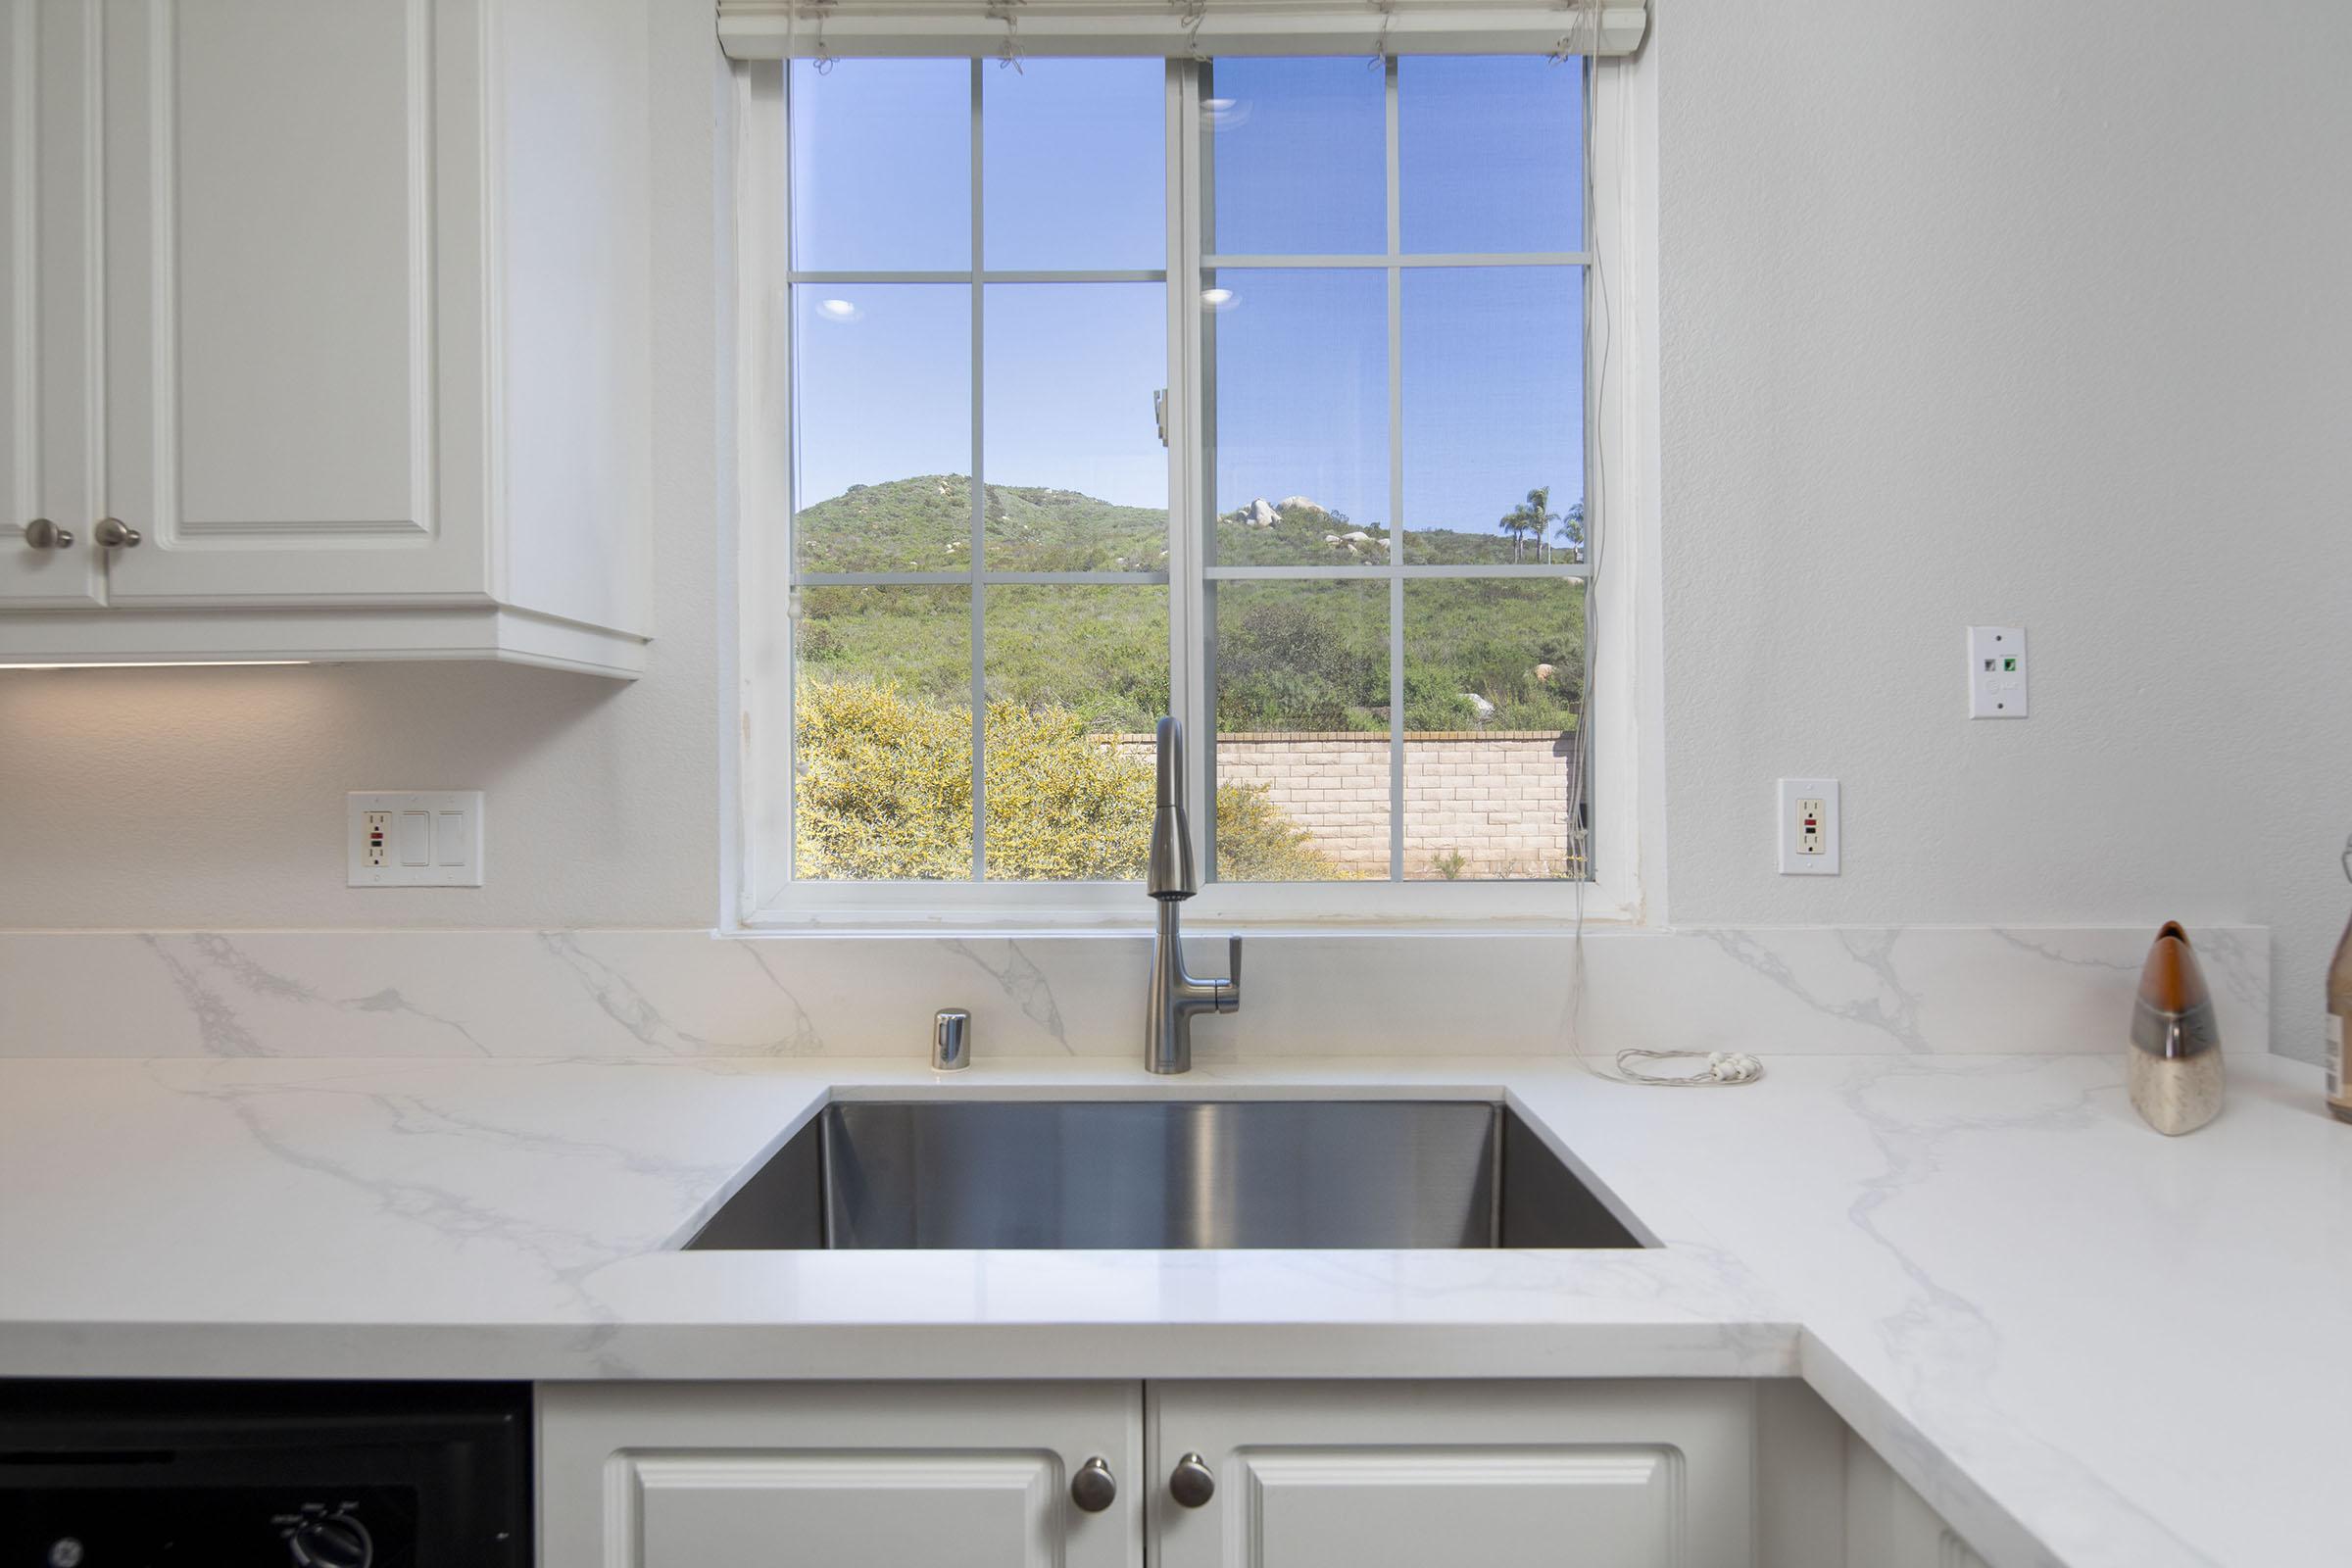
[683,1099,1645,1251]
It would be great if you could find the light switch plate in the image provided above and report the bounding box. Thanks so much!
[1777,777,1840,875]
[348,791,483,887]
[1967,625,2029,718]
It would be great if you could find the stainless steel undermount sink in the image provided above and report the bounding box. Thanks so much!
[682,1099,1646,1251]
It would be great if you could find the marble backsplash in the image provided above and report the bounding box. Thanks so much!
[0,924,2269,1061]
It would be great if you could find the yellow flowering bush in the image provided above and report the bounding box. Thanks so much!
[794,679,1338,883]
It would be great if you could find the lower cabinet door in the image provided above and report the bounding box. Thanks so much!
[539,1381,1144,1568]
[1844,1435,1992,1568]
[1149,1381,1753,1568]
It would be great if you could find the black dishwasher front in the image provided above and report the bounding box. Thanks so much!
[0,1381,529,1567]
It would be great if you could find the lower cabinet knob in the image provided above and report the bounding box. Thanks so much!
[1168,1452,1216,1508]
[93,517,141,548]
[1069,1456,1117,1513]
[21,518,73,550]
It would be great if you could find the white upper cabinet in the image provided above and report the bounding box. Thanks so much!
[3,0,105,608]
[1,0,652,675]
[99,0,487,604]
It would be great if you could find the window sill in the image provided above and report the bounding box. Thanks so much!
[729,882,1638,936]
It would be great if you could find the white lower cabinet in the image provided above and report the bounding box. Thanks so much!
[537,1381,1145,1568]
[538,1380,1754,1568]
[1150,1382,1752,1568]
[1844,1436,1992,1568]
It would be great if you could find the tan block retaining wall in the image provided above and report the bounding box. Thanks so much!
[1110,731,1583,880]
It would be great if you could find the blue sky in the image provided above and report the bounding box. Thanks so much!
[789,55,1585,536]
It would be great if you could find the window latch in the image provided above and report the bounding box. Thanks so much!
[1153,388,1169,448]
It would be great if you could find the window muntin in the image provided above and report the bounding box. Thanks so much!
[1198,56,1588,883]
[773,54,1593,903]
[785,59,1170,886]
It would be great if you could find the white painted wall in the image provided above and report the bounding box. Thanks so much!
[1655,0,2352,1058]
[2,1,2345,1058]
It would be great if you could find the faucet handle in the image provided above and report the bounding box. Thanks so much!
[1217,934,1243,1012]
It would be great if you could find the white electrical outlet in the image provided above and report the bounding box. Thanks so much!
[348,791,484,887]
[1967,625,2029,718]
[1777,778,1840,875]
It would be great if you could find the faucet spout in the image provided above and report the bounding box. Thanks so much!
[1143,717,1239,1073]
[1147,716,1196,901]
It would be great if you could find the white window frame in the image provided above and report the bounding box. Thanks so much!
[726,43,1659,931]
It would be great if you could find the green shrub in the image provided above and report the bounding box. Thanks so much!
[794,678,975,880]
[1214,777,1356,881]
[795,678,1342,883]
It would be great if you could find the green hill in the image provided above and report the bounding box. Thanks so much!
[790,477,1585,734]
[796,476,1584,573]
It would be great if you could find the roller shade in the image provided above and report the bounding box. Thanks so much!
[717,1,1648,61]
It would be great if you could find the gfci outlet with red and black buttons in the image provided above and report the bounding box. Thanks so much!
[1777,777,1840,875]
[348,792,484,887]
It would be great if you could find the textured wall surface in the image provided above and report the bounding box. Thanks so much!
[1656,0,2352,1057]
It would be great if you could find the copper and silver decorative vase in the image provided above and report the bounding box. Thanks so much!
[2129,921,2223,1135]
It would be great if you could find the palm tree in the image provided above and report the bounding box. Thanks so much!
[1554,501,1587,564]
[1497,487,1558,564]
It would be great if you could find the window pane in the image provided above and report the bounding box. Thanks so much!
[793,284,971,573]
[1212,580,1389,882]
[983,283,1167,570]
[1399,57,1584,255]
[984,59,1166,270]
[1400,267,1583,566]
[983,585,1169,881]
[794,585,973,881]
[1205,58,1385,255]
[790,59,971,271]
[1402,579,1585,881]
[1206,269,1390,564]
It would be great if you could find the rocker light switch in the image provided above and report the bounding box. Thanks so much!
[348,792,484,886]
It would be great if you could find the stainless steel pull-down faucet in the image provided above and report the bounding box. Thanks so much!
[1145,716,1240,1074]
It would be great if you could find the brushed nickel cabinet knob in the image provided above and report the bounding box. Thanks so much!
[93,517,141,548]
[1069,1456,1116,1513]
[21,518,73,550]
[1168,1452,1215,1508]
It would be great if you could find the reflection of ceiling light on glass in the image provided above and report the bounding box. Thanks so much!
[1202,97,1250,129]
[815,298,861,322]
[1200,287,1237,312]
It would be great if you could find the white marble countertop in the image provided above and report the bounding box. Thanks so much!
[1,1051,2344,1568]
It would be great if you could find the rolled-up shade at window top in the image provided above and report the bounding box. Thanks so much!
[716,1,1648,60]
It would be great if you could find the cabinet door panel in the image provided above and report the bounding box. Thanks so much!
[628,1453,1066,1568]
[539,1381,1144,1568]
[1,0,106,607]
[1244,1447,1675,1568]
[1152,1381,1751,1568]
[98,0,488,605]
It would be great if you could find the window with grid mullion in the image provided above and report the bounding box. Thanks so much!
[1201,54,1590,886]
[781,51,1589,894]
